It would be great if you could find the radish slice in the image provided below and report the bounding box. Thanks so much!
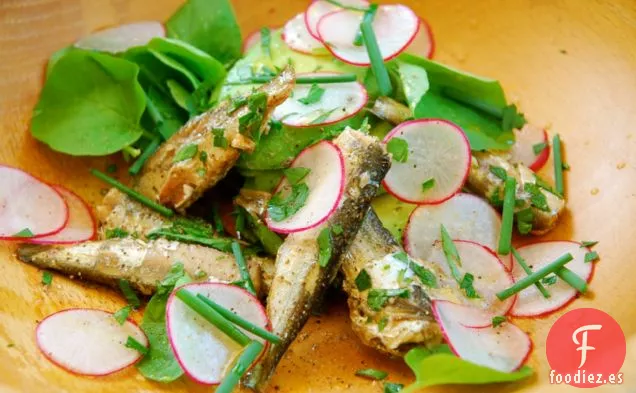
[28,186,96,244]
[283,13,325,54]
[382,119,471,205]
[265,140,345,233]
[304,0,369,40]
[509,124,550,171]
[243,29,262,54]
[510,241,594,318]
[404,193,506,267]
[432,300,532,372]
[166,282,271,385]
[36,309,147,376]
[74,21,165,53]
[317,5,420,66]
[272,72,367,127]
[0,166,68,239]
[405,19,435,59]
[428,241,515,319]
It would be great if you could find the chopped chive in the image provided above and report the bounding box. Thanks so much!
[125,336,148,355]
[216,340,264,393]
[584,251,599,263]
[41,271,53,286]
[113,305,132,325]
[440,225,462,281]
[260,27,271,58]
[129,137,160,175]
[231,241,256,296]
[118,279,141,309]
[360,18,392,96]
[511,247,550,299]
[353,4,378,46]
[497,177,516,255]
[421,178,435,192]
[552,134,565,196]
[176,289,251,346]
[90,169,174,217]
[581,240,598,248]
[496,253,573,300]
[226,74,358,85]
[122,145,141,158]
[196,294,281,344]
[355,368,388,380]
[556,267,588,293]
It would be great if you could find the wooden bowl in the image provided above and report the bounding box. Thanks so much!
[0,0,634,391]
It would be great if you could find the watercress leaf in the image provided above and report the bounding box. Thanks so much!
[403,346,532,392]
[148,48,201,89]
[32,50,145,156]
[298,84,325,105]
[147,38,226,85]
[166,0,242,66]
[166,79,195,113]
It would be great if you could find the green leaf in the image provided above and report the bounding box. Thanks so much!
[283,167,311,185]
[125,336,149,355]
[581,240,598,248]
[317,227,333,268]
[515,208,534,235]
[41,271,53,286]
[392,251,437,287]
[105,227,129,239]
[173,143,198,163]
[387,137,409,163]
[541,274,558,285]
[524,183,550,212]
[459,273,480,298]
[332,224,344,235]
[31,50,145,156]
[148,49,201,89]
[367,288,410,311]
[440,225,462,281]
[402,345,533,392]
[298,84,325,105]
[501,104,527,131]
[395,61,429,112]
[213,128,228,148]
[166,79,194,113]
[585,251,599,263]
[491,315,506,327]
[355,269,372,291]
[532,142,548,155]
[489,166,508,181]
[113,305,132,325]
[421,178,435,192]
[13,228,34,238]
[267,183,310,222]
[166,0,242,65]
[378,316,388,332]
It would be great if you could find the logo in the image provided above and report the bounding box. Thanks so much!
[546,308,626,388]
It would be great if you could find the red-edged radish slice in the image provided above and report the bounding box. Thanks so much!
[74,21,165,53]
[166,282,271,385]
[243,29,263,54]
[404,193,507,267]
[317,5,420,66]
[36,308,147,376]
[28,186,96,244]
[304,0,369,40]
[272,72,367,127]
[428,241,515,320]
[432,300,532,372]
[510,241,594,318]
[382,119,471,205]
[405,19,435,59]
[265,140,345,233]
[0,166,68,239]
[509,124,550,171]
[283,13,325,54]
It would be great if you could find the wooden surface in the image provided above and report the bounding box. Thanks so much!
[1,0,636,392]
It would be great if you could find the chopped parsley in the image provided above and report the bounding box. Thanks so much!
[238,92,268,138]
[489,165,508,181]
[173,143,198,163]
[421,178,436,192]
[492,315,507,328]
[384,382,404,393]
[298,84,325,105]
[283,167,311,185]
[212,128,228,148]
[386,137,409,163]
[367,288,410,311]
[267,183,309,222]
[541,274,558,285]
[309,107,339,125]
[113,305,132,325]
[199,151,208,164]
[532,142,548,155]
[524,183,550,212]
[440,225,462,281]
[355,368,388,380]
[105,227,129,239]
[41,271,53,286]
[13,228,33,238]
[332,224,344,235]
[459,273,480,298]
[581,240,598,248]
[393,252,437,287]
[515,208,534,235]
[397,268,413,286]
[125,336,149,356]
[355,269,372,291]
[489,188,504,208]
[584,251,599,263]
[317,227,333,267]
[378,316,388,332]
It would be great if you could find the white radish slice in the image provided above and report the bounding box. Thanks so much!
[166,282,271,385]
[0,166,68,239]
[28,186,96,244]
[428,240,515,320]
[510,241,594,318]
[36,309,147,376]
[265,140,345,233]
[242,29,262,54]
[382,119,471,205]
[509,124,550,171]
[432,300,532,372]
[283,13,325,54]
[272,72,367,127]
[317,5,420,66]
[404,193,506,267]
[405,19,435,59]
[74,21,165,53]
[304,0,369,40]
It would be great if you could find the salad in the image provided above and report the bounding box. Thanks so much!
[0,0,601,392]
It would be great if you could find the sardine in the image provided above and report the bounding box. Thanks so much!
[135,67,295,212]
[244,129,391,391]
[371,96,565,234]
[18,238,274,297]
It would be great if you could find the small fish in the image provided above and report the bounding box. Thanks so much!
[244,129,391,391]
[135,67,295,212]
[18,238,274,297]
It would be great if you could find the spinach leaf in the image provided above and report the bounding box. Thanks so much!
[148,49,201,89]
[166,0,242,66]
[166,79,195,113]
[402,345,532,392]
[32,50,146,156]
[147,38,226,85]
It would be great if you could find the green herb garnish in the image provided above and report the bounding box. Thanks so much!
[118,279,141,309]
[368,288,410,311]
[584,251,599,263]
[440,225,462,281]
[13,228,34,238]
[524,183,549,212]
[41,271,53,286]
[360,18,392,96]
[283,167,311,185]
[511,247,550,298]
[298,84,325,105]
[497,176,516,255]
[308,107,339,125]
[216,340,264,393]
[355,269,372,291]
[317,227,333,268]
[384,382,404,393]
[532,142,548,155]
[378,317,388,332]
[267,183,309,222]
[387,137,409,163]
[125,336,149,355]
[353,4,378,46]
[421,178,435,192]
[501,104,527,131]
[393,252,437,288]
[355,368,388,380]
[556,267,588,293]
[489,166,508,181]
[226,73,358,85]
[105,227,130,239]
[212,128,228,148]
[552,134,565,196]
[459,273,480,298]
[541,274,558,285]
[113,305,132,325]
[260,27,271,58]
[496,253,573,300]
[332,224,344,235]
[491,316,506,328]
[581,240,598,248]
[129,138,160,175]
[514,208,534,235]
[231,241,256,296]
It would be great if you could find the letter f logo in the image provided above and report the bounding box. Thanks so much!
[572,324,603,368]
